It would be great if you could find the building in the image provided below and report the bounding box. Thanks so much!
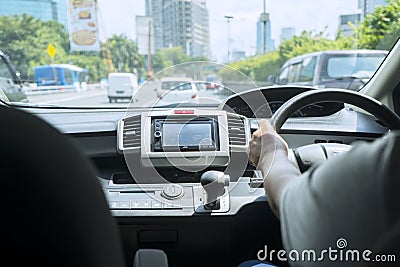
[145,0,164,51]
[136,16,155,56]
[338,13,361,37]
[280,27,295,43]
[162,0,210,58]
[231,50,246,62]
[0,0,68,30]
[256,12,274,54]
[358,0,388,19]
[146,0,210,58]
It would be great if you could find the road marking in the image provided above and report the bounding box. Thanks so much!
[30,90,106,104]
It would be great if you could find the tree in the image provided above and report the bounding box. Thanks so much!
[0,14,70,80]
[357,0,400,49]
[377,20,400,50]
[278,30,354,62]
[220,29,354,82]
[103,35,146,78]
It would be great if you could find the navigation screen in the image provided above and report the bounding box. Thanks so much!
[162,123,213,149]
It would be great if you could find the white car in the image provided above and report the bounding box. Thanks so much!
[156,81,199,106]
[156,76,194,98]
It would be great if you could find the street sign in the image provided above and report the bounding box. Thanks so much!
[47,44,57,58]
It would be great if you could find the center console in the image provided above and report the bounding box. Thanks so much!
[112,109,256,215]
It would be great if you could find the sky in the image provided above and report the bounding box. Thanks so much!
[98,0,359,61]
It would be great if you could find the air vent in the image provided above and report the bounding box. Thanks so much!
[123,115,141,148]
[227,113,247,146]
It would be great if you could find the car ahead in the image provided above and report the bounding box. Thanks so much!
[205,80,223,90]
[156,76,194,98]
[205,74,223,90]
[273,49,388,90]
[107,72,139,103]
[156,81,232,107]
[0,49,28,102]
[156,80,199,106]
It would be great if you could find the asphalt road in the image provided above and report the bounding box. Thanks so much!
[27,81,229,107]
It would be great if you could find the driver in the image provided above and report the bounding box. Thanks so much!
[246,119,400,266]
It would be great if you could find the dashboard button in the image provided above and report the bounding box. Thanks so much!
[163,202,174,209]
[154,131,162,138]
[132,199,151,209]
[109,201,119,209]
[131,200,141,209]
[163,200,183,209]
[161,184,184,200]
[151,200,162,209]
[119,201,131,209]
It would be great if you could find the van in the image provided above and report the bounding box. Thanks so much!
[107,72,138,102]
[274,50,388,90]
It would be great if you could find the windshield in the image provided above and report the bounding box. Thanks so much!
[0,0,398,108]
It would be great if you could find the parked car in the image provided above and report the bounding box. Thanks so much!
[273,49,388,90]
[107,72,139,102]
[0,49,28,102]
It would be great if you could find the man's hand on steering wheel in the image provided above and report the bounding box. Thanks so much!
[247,119,298,218]
[247,119,288,168]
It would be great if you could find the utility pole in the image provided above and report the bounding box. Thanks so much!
[261,0,267,54]
[224,15,233,62]
[147,19,153,78]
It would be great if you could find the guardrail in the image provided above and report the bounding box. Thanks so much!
[23,83,101,96]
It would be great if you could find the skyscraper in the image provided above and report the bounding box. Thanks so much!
[146,0,210,57]
[358,0,388,19]
[0,0,68,30]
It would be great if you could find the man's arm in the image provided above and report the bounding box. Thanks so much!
[247,119,301,218]
[249,119,400,260]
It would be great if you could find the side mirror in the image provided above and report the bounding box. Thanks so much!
[267,75,276,85]
[278,78,289,85]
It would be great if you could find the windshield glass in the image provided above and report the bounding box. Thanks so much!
[326,54,387,78]
[0,0,398,108]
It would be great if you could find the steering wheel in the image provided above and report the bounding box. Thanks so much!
[270,89,400,172]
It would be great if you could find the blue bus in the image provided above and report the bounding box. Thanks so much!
[34,64,88,91]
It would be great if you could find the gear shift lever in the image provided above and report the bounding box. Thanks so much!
[200,171,230,209]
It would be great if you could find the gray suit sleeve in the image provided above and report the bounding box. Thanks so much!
[279,132,400,266]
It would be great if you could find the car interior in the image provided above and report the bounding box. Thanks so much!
[4,36,400,267]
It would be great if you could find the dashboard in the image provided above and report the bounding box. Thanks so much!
[20,85,390,266]
[222,86,344,118]
[26,85,388,218]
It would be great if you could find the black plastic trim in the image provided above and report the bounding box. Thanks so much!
[393,81,400,116]
[68,131,116,138]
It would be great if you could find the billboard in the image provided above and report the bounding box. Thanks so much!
[67,0,100,51]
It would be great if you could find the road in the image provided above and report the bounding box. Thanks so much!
[27,81,230,107]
